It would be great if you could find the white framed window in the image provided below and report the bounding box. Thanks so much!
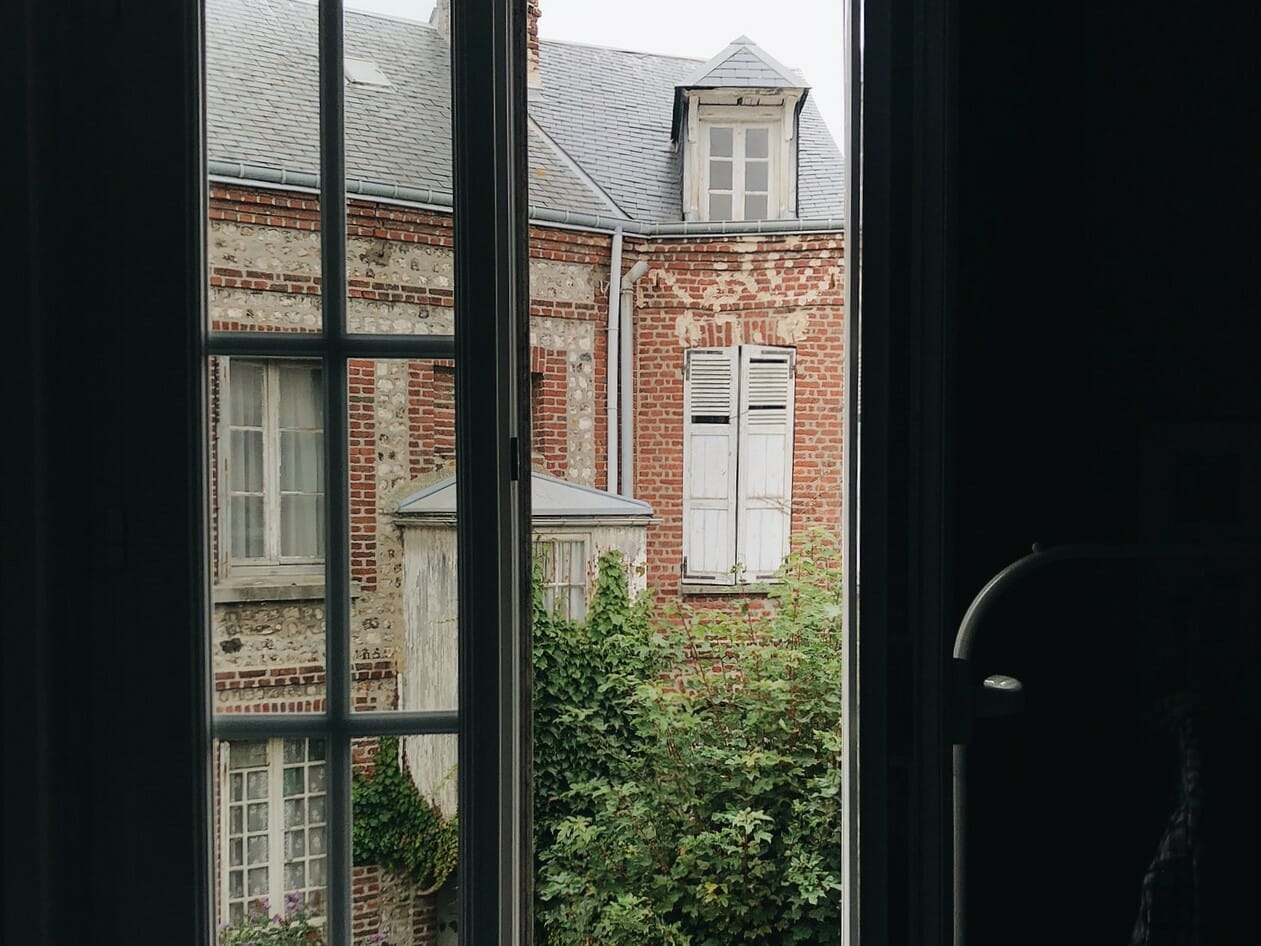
[219,738,329,927]
[682,345,796,584]
[532,535,589,620]
[681,95,803,222]
[222,359,325,576]
[703,123,776,221]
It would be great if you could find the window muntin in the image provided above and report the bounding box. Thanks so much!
[223,359,326,573]
[682,345,796,583]
[221,738,329,926]
[703,123,778,221]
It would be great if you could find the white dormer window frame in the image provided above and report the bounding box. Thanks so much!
[681,91,803,222]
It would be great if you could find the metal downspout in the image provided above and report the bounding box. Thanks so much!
[618,259,649,497]
[606,228,623,494]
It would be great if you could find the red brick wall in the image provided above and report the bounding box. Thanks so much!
[627,233,846,609]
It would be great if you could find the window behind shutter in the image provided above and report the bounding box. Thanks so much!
[682,348,739,582]
[737,345,796,580]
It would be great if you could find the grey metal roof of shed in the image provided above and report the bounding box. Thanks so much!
[206,0,843,223]
[398,472,653,519]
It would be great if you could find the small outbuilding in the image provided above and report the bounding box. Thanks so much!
[393,472,653,813]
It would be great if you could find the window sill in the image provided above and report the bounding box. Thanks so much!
[679,581,777,597]
[212,576,361,604]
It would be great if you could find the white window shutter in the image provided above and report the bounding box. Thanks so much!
[682,348,739,583]
[736,345,795,581]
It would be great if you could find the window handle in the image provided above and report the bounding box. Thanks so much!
[950,540,1261,946]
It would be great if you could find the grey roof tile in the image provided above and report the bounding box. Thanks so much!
[205,0,843,223]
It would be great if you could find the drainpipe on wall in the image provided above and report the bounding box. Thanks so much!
[606,228,624,494]
[619,259,649,497]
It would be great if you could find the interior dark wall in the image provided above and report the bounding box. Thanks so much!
[4,3,206,945]
[954,2,1260,942]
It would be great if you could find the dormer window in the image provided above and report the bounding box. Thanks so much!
[673,37,808,223]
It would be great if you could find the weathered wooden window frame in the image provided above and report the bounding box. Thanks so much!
[219,358,327,579]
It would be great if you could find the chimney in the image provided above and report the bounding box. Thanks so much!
[431,0,450,43]
[433,0,539,88]
[526,0,541,88]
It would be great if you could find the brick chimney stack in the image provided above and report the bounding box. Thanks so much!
[526,0,541,88]
[432,0,540,88]
[432,0,450,42]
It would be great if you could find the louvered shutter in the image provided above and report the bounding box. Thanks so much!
[736,345,796,581]
[682,348,739,583]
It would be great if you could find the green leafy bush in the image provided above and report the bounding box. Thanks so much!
[534,531,844,946]
[352,736,458,895]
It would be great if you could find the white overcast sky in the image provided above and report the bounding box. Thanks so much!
[344,0,846,138]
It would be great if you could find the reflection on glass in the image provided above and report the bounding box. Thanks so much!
[206,0,323,336]
[352,735,459,943]
[211,357,326,716]
[345,5,455,336]
[219,739,327,928]
[351,360,458,713]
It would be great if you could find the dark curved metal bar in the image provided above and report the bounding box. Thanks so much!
[952,541,1261,946]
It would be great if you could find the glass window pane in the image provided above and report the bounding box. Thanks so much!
[229,363,264,427]
[745,160,769,193]
[284,862,306,892]
[345,6,454,338]
[229,772,243,802]
[247,867,269,897]
[229,838,243,867]
[709,159,733,191]
[307,795,326,825]
[308,826,325,856]
[709,193,733,219]
[229,430,264,493]
[280,493,324,558]
[284,798,306,829]
[308,739,325,762]
[351,359,458,713]
[746,126,770,158]
[247,802,268,832]
[230,741,268,770]
[283,766,305,796]
[206,0,323,335]
[280,431,325,492]
[745,194,769,220]
[277,365,323,429]
[247,835,268,866]
[710,125,733,157]
[308,763,326,792]
[285,829,306,860]
[246,770,268,800]
[283,739,305,764]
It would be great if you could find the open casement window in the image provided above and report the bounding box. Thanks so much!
[221,358,325,577]
[682,345,796,584]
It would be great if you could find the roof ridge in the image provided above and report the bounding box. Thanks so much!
[539,34,704,63]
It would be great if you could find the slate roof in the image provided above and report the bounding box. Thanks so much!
[680,35,804,89]
[206,0,844,223]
